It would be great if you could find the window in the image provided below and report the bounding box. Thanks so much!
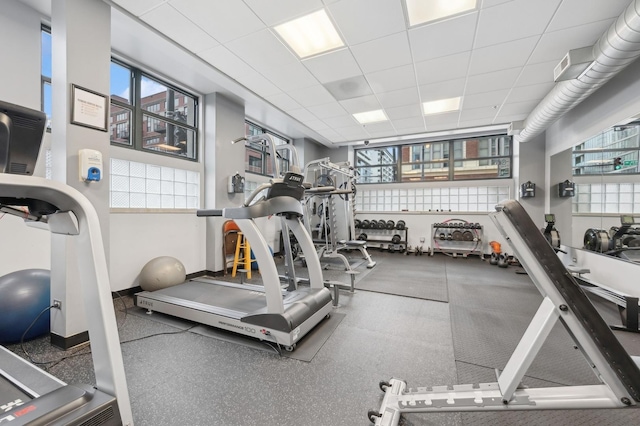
[244,121,291,176]
[355,135,511,184]
[572,125,640,175]
[110,158,200,209]
[41,26,52,130]
[110,60,199,160]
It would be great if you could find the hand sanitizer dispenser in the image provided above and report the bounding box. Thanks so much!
[79,149,102,182]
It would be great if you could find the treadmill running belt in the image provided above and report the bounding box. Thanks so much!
[0,378,31,407]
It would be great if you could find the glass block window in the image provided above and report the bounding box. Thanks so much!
[41,26,52,130]
[573,183,640,214]
[110,158,199,209]
[355,185,510,212]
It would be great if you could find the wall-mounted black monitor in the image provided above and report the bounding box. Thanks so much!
[0,100,46,175]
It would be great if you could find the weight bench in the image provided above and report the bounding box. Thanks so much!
[369,199,640,425]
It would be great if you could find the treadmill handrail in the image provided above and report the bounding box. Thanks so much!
[0,173,133,425]
[199,196,303,220]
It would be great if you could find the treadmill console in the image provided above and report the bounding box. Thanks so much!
[267,172,306,201]
[545,213,555,224]
[620,215,636,226]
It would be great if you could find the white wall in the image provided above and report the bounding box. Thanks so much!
[0,1,52,277]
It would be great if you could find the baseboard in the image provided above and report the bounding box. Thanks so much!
[50,330,89,350]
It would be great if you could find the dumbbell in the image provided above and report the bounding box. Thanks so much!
[354,219,361,229]
[396,220,406,230]
[391,234,402,244]
[357,233,368,241]
[386,220,395,230]
[361,220,371,229]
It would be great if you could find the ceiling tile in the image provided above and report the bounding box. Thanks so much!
[528,19,613,65]
[462,89,510,109]
[198,45,253,79]
[113,0,166,16]
[339,95,382,114]
[458,118,495,128]
[318,127,345,140]
[415,52,471,85]
[392,117,426,130]
[364,121,395,136]
[546,0,631,32]
[459,106,497,121]
[495,113,529,123]
[287,85,335,107]
[480,0,514,8]
[376,87,421,109]
[328,0,406,46]
[366,65,417,93]
[475,0,561,48]
[468,36,538,75]
[305,119,330,132]
[324,76,373,101]
[351,32,412,73]
[287,108,318,122]
[140,4,219,53]
[465,67,521,95]
[234,69,281,97]
[409,12,477,62]
[306,102,348,119]
[418,78,466,102]
[515,59,557,86]
[505,82,554,104]
[303,49,362,83]
[385,104,423,120]
[243,0,324,26]
[424,112,459,128]
[338,126,370,139]
[265,92,303,111]
[170,0,265,43]
[226,29,317,91]
[498,99,540,116]
[324,115,360,129]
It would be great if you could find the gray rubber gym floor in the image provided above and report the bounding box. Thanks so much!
[7,251,640,425]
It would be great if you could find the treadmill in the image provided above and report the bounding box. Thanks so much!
[135,136,333,351]
[0,100,133,424]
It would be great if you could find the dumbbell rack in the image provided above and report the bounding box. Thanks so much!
[355,219,408,253]
[430,219,483,258]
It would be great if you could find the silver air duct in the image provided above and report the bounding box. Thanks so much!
[519,0,640,142]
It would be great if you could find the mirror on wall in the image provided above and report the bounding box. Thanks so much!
[555,116,640,263]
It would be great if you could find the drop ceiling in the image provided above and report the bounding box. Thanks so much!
[24,0,636,147]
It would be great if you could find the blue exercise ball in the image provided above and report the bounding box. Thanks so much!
[0,269,51,344]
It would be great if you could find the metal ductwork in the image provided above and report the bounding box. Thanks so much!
[519,0,640,142]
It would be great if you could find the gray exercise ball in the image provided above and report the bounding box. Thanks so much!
[139,256,186,291]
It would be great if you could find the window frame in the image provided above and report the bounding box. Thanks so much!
[354,134,512,184]
[244,120,291,177]
[110,59,200,162]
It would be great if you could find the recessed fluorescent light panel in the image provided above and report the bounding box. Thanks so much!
[422,97,461,115]
[353,109,388,124]
[405,0,477,26]
[274,9,344,59]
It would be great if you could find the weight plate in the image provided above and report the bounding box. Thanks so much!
[462,231,473,241]
[451,230,463,241]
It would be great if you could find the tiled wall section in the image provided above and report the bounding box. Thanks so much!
[355,185,511,212]
[110,158,199,209]
[574,183,640,214]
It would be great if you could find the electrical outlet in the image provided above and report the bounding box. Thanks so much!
[53,299,62,309]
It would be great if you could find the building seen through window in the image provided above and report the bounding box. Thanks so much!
[355,135,511,184]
